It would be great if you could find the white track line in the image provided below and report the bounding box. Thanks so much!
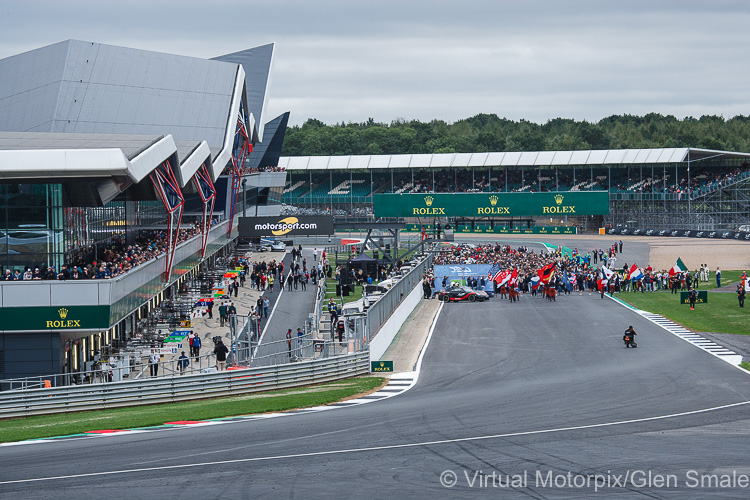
[605,294,747,371]
[2,398,749,486]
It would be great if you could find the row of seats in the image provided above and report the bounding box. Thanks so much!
[282,164,750,201]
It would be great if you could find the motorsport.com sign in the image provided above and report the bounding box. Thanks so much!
[239,216,334,238]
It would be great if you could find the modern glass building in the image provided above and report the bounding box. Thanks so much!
[0,40,285,380]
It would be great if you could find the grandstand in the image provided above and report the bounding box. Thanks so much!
[279,148,750,230]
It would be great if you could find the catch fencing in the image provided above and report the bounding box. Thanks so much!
[0,352,370,418]
[365,252,434,341]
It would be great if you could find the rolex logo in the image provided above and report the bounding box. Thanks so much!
[380,362,385,367]
[58,308,69,319]
[489,195,498,206]
[554,194,564,205]
[424,196,434,206]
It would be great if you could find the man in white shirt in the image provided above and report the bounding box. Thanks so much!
[149,350,160,377]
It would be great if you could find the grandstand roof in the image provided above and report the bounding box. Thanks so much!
[279,148,750,170]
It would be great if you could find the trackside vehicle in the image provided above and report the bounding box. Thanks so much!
[436,285,489,302]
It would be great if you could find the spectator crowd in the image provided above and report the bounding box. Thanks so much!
[430,240,723,298]
[0,222,209,281]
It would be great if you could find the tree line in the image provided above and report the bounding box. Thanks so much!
[280,113,750,157]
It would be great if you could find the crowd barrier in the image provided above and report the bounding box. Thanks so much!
[0,352,369,418]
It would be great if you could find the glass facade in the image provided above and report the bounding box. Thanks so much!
[63,200,164,272]
[0,183,65,273]
[243,186,283,210]
[0,183,169,276]
[0,174,276,279]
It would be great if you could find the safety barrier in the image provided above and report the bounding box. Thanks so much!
[365,252,434,341]
[0,352,370,419]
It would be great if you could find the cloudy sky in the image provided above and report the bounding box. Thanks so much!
[2,1,748,126]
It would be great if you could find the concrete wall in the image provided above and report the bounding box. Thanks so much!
[368,279,423,361]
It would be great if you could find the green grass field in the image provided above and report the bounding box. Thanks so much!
[324,282,364,306]
[615,270,749,334]
[0,376,384,443]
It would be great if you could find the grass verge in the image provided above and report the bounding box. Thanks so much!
[0,376,385,443]
[741,362,750,372]
[324,282,364,305]
[614,272,749,334]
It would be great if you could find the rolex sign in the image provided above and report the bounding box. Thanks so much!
[373,192,609,218]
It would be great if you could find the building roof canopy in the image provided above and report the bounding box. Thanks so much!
[281,148,750,170]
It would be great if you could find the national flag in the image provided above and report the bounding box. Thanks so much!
[601,265,615,281]
[507,268,519,287]
[669,257,687,277]
[560,271,572,291]
[487,262,502,282]
[499,269,516,286]
[569,274,577,287]
[538,263,555,284]
[530,276,541,290]
[628,264,644,281]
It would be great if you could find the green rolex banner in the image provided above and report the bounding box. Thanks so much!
[373,192,609,218]
[0,305,111,332]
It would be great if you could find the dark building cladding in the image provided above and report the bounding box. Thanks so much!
[246,112,290,171]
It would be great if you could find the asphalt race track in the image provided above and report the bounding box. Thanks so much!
[2,293,750,498]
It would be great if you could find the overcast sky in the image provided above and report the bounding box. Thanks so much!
[2,1,748,127]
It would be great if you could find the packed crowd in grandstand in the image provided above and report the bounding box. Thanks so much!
[0,223,208,281]
[280,204,373,217]
[285,162,750,201]
[221,164,286,176]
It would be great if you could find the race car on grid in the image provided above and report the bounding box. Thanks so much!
[436,285,490,302]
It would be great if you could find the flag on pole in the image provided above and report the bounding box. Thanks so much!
[487,262,502,282]
[538,263,555,283]
[628,264,644,281]
[669,257,687,277]
[530,276,541,290]
[498,269,514,286]
[601,265,615,281]
[507,268,519,288]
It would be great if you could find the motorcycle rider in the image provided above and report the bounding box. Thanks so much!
[623,325,637,348]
